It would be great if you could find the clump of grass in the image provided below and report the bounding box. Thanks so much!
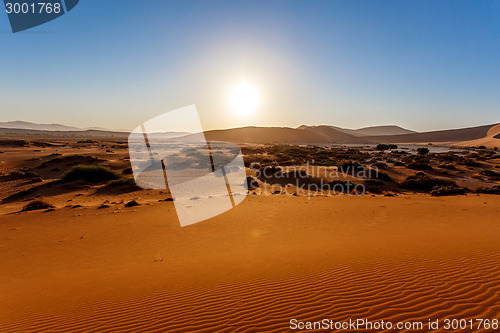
[60,165,120,183]
[39,154,102,168]
[22,200,54,212]
[107,177,136,186]
[430,185,468,196]
[400,171,457,191]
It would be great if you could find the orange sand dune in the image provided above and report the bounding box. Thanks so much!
[1,194,499,332]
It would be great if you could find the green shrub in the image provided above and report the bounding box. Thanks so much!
[60,165,120,183]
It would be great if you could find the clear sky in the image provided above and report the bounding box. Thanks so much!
[1,0,499,132]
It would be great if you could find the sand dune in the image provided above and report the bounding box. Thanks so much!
[202,126,368,144]
[300,125,417,137]
[453,123,500,149]
[1,195,499,332]
[367,124,497,145]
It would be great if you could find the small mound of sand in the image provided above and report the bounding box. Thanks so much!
[124,200,140,207]
[21,200,54,212]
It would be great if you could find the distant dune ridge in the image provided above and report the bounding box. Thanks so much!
[1,121,499,147]
[299,125,417,136]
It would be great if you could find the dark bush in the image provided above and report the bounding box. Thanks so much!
[77,140,98,144]
[479,169,500,180]
[476,185,500,194]
[400,172,456,191]
[431,185,468,196]
[246,176,259,190]
[438,163,456,169]
[376,144,390,151]
[370,162,387,169]
[364,179,384,186]
[407,162,432,170]
[122,167,133,175]
[60,165,120,183]
[417,147,430,155]
[107,177,136,186]
[39,154,102,168]
[457,157,478,166]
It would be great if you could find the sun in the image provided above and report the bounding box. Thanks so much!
[228,81,260,117]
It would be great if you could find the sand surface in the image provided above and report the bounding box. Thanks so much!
[1,194,499,332]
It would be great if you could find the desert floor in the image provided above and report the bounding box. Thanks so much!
[1,194,499,332]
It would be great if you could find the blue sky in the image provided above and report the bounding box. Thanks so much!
[1,0,499,132]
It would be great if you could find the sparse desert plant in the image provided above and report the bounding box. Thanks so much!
[417,147,430,155]
[107,177,136,186]
[479,169,500,180]
[370,162,387,169]
[376,144,390,151]
[60,165,120,183]
[438,163,456,169]
[77,139,98,144]
[407,161,432,170]
[400,172,456,191]
[122,167,133,175]
[430,185,468,196]
[336,159,363,170]
[370,171,392,181]
[246,176,259,190]
[22,200,54,212]
[39,154,102,168]
[0,170,40,181]
[457,157,478,166]
[475,185,500,194]
[364,179,384,194]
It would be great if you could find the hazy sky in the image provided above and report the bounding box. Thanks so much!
[1,0,499,132]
